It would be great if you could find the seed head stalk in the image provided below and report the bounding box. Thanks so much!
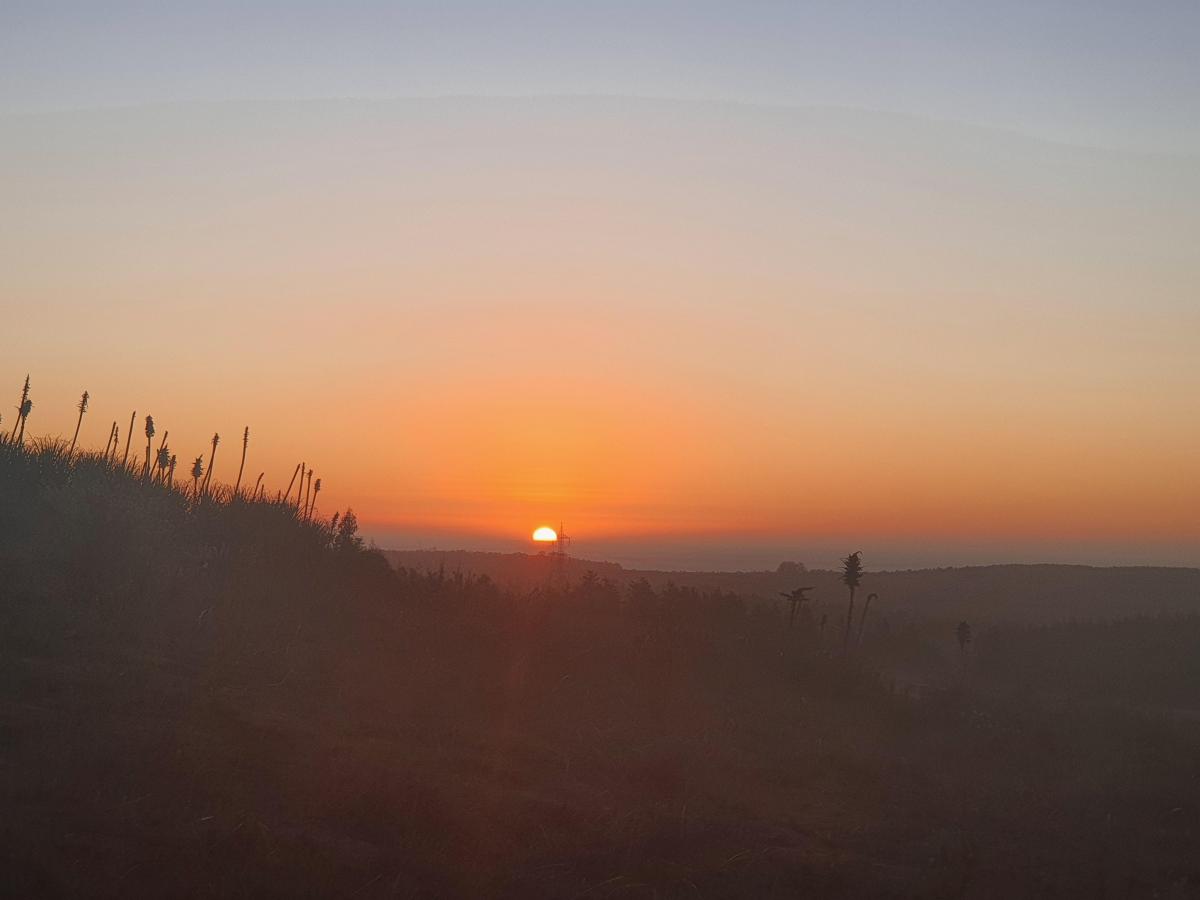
[69,391,89,455]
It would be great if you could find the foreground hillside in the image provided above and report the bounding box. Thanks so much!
[4,443,1200,897]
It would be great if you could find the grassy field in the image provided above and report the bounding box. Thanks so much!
[3,439,1199,897]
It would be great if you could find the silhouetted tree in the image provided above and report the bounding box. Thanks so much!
[841,551,864,654]
[334,508,363,552]
[68,391,89,455]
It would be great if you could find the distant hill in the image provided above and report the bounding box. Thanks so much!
[383,549,1200,624]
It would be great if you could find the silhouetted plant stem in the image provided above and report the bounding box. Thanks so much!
[154,444,171,482]
[68,391,89,455]
[284,462,301,504]
[200,433,219,498]
[308,477,322,519]
[841,551,864,655]
[856,592,877,647]
[122,411,135,468]
[302,468,313,518]
[234,427,249,497]
[141,416,155,478]
[191,456,204,497]
[15,397,32,445]
[153,431,169,480]
[10,375,30,442]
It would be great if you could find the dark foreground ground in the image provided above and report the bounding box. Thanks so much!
[3,444,1199,898]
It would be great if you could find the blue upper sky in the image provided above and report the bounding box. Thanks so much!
[3,1,1198,152]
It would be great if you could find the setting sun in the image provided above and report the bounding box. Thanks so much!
[532,526,558,542]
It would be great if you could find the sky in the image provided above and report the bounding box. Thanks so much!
[2,3,1198,569]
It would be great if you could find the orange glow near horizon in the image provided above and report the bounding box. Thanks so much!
[3,100,1198,563]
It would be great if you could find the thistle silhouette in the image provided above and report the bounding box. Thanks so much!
[68,391,89,455]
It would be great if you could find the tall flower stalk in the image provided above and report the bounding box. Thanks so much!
[15,398,32,446]
[121,411,136,468]
[153,431,169,479]
[841,551,864,655]
[307,477,322,519]
[856,593,878,647]
[191,456,204,497]
[234,427,249,497]
[200,433,219,497]
[284,462,302,505]
[68,391,89,455]
[155,446,171,482]
[142,415,156,478]
[10,375,30,443]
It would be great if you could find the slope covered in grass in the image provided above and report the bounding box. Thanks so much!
[2,441,1199,898]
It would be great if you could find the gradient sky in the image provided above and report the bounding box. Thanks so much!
[2,3,1198,568]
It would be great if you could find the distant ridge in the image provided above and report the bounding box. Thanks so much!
[384,549,1200,625]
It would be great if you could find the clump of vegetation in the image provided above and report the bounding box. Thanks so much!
[0,375,359,580]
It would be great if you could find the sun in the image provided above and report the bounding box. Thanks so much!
[532,526,558,542]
